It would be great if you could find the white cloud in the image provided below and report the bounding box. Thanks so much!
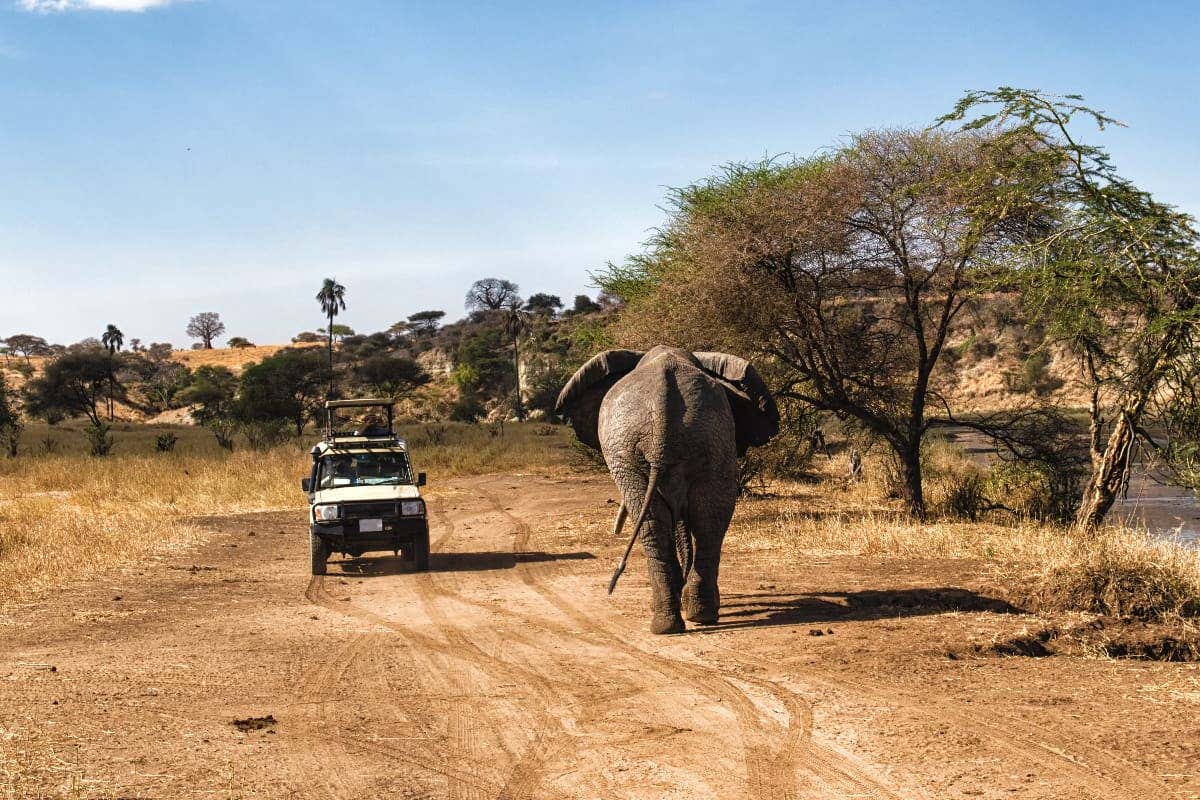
[18,0,185,11]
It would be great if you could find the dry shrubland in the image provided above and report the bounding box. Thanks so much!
[3,419,1199,632]
[732,446,1200,629]
[0,422,578,604]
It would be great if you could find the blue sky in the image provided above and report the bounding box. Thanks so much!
[2,1,1197,346]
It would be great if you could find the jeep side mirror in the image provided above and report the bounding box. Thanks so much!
[301,478,311,492]
[417,472,427,487]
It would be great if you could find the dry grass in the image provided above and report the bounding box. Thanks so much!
[733,448,1200,624]
[169,342,321,372]
[0,422,580,606]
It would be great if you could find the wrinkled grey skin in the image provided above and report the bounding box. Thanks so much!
[556,346,779,634]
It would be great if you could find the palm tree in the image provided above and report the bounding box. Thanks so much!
[101,324,124,354]
[503,306,529,421]
[100,324,124,421]
[315,278,346,398]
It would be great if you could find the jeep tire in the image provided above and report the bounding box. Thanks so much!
[310,531,328,576]
[412,530,430,572]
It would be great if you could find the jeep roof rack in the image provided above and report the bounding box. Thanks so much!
[324,398,395,440]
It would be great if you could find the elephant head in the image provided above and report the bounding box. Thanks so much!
[555,348,780,457]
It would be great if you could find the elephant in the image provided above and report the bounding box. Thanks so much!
[555,346,779,634]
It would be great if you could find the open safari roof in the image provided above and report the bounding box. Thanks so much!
[323,397,396,442]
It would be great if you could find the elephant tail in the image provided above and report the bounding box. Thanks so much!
[677,524,694,587]
[607,465,660,595]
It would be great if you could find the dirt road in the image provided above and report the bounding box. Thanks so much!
[3,472,1198,798]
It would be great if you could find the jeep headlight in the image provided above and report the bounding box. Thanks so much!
[400,499,425,517]
[314,504,340,521]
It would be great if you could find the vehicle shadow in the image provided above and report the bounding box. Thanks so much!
[705,587,1022,632]
[337,550,595,576]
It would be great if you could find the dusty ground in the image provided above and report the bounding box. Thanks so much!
[2,472,1199,799]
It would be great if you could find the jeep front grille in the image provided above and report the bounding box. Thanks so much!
[342,502,398,519]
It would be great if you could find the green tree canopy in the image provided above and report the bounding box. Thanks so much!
[180,365,238,424]
[234,349,329,435]
[600,126,1056,517]
[23,351,119,427]
[353,355,430,400]
[939,88,1200,529]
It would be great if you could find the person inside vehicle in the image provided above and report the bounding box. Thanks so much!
[355,414,390,437]
[321,455,357,488]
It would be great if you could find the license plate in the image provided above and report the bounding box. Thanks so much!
[360,518,383,533]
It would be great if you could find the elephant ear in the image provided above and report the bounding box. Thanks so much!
[555,350,645,449]
[693,352,780,455]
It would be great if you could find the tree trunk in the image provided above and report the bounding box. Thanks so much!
[512,332,524,421]
[1075,410,1137,531]
[327,313,335,400]
[898,440,926,520]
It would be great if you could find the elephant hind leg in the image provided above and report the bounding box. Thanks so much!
[681,486,733,625]
[641,513,686,635]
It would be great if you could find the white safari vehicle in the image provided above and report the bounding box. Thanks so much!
[301,399,429,575]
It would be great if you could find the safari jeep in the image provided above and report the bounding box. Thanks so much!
[302,399,429,575]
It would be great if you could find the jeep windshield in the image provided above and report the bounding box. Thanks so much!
[317,452,414,488]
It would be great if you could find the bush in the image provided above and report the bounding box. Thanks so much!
[1005,351,1064,396]
[155,432,179,452]
[1031,536,1200,621]
[986,461,1079,523]
[84,423,114,457]
[243,420,290,451]
[208,418,237,451]
[940,472,989,521]
[449,394,486,422]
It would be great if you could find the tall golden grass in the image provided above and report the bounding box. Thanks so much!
[0,422,579,604]
[733,448,1200,622]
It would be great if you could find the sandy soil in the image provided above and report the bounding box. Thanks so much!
[2,472,1199,799]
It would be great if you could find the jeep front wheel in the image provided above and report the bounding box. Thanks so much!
[412,530,430,572]
[310,531,328,576]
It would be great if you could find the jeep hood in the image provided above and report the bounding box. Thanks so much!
[313,484,422,505]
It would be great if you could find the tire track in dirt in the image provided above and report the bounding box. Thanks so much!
[423,503,690,800]
[285,610,379,800]
[475,480,826,800]
[794,668,1174,799]
[427,499,737,798]
[304,575,505,793]
[491,473,1179,799]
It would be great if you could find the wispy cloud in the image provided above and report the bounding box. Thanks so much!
[18,0,187,12]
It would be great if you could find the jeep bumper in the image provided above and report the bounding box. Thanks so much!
[311,517,428,554]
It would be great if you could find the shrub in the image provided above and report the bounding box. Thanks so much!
[940,472,989,521]
[84,423,114,457]
[986,461,1080,523]
[243,420,290,451]
[155,432,179,452]
[1031,536,1200,621]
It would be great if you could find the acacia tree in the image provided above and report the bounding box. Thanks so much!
[601,128,1051,518]
[406,310,446,337]
[316,278,347,398]
[24,351,121,454]
[4,334,50,364]
[466,278,526,420]
[179,365,238,449]
[940,88,1200,530]
[235,348,330,436]
[187,312,225,349]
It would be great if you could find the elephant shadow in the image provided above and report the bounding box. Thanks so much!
[710,587,1022,631]
[337,550,595,576]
